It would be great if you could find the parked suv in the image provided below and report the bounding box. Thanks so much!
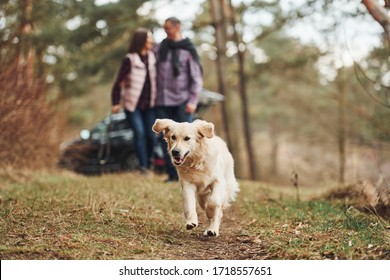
[58,89,223,175]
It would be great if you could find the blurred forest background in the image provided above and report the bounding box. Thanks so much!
[1,0,390,187]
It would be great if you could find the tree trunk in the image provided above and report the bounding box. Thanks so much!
[18,0,34,86]
[209,0,244,177]
[269,116,279,177]
[337,68,346,185]
[227,0,259,180]
[209,0,230,146]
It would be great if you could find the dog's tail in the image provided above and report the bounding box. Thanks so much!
[223,168,240,208]
[216,136,240,208]
[229,179,240,203]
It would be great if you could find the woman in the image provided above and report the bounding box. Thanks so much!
[111,28,157,174]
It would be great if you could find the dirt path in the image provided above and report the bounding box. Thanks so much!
[152,205,269,260]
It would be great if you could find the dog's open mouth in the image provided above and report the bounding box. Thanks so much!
[172,151,189,165]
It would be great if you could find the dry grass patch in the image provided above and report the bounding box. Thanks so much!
[320,178,390,220]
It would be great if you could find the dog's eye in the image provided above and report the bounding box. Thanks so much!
[171,135,176,141]
[184,136,190,141]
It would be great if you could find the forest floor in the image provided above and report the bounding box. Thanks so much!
[0,168,389,260]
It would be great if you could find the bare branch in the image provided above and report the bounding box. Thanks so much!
[361,0,390,46]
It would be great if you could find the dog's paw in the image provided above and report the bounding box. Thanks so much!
[204,230,219,237]
[186,223,197,230]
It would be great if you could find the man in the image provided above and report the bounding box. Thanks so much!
[155,17,203,182]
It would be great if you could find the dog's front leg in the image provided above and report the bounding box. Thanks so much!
[182,184,198,230]
[204,182,224,237]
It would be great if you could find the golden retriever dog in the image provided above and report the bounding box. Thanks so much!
[152,119,239,236]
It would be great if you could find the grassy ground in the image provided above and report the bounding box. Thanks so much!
[0,168,389,260]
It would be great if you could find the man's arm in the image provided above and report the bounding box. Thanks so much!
[186,56,203,113]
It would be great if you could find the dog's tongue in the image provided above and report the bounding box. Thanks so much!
[174,157,183,165]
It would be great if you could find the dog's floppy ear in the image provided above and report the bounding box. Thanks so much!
[152,119,174,134]
[195,120,214,138]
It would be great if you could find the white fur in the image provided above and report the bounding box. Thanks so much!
[152,119,240,236]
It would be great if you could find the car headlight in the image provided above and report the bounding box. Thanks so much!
[80,129,91,140]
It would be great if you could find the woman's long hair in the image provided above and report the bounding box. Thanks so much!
[127,27,149,54]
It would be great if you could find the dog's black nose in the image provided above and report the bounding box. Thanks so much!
[172,149,180,157]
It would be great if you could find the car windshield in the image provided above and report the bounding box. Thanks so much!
[90,112,133,143]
